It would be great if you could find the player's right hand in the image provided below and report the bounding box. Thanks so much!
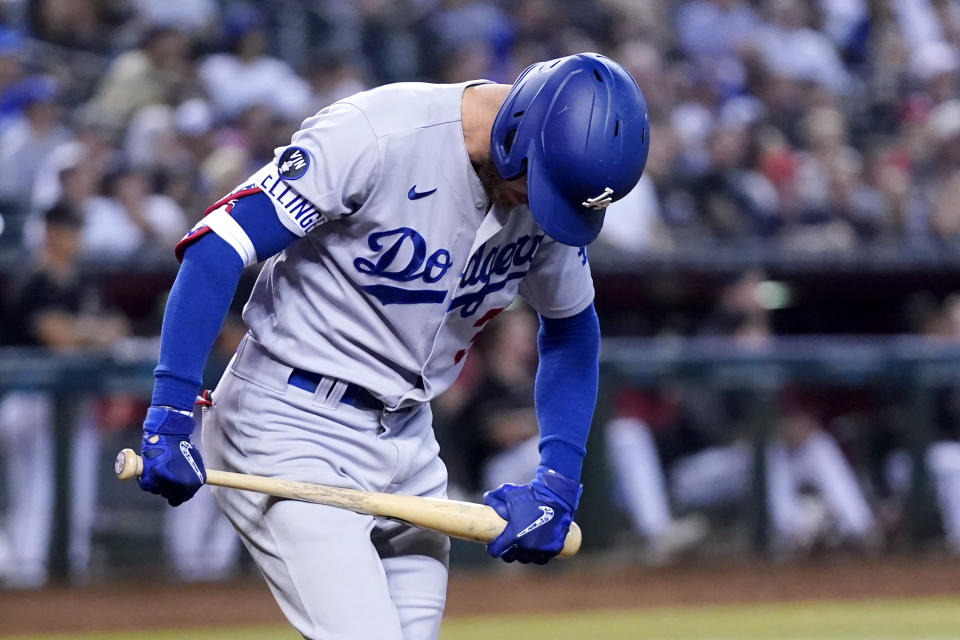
[483,466,582,564]
[138,406,206,506]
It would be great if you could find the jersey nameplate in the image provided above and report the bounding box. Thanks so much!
[259,171,326,234]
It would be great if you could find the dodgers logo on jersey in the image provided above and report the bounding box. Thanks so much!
[353,227,544,317]
[353,227,453,305]
[448,234,544,318]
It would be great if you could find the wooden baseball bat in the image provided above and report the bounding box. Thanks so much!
[114,448,582,558]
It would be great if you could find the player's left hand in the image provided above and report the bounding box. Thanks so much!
[138,406,206,507]
[483,466,582,564]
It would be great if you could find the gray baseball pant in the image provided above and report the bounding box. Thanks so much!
[200,336,450,640]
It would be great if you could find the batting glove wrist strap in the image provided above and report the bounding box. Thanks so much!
[142,405,196,436]
[532,465,583,513]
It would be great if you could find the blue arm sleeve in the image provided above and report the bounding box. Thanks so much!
[152,192,298,411]
[535,303,601,482]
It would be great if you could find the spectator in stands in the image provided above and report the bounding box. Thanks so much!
[29,133,111,238]
[199,5,311,122]
[127,0,220,38]
[85,25,193,130]
[750,0,850,94]
[925,100,960,241]
[124,104,181,172]
[691,124,782,239]
[674,0,758,96]
[0,203,129,587]
[894,0,960,79]
[232,103,294,168]
[147,98,218,216]
[81,163,187,257]
[27,0,125,53]
[173,98,215,161]
[0,77,71,211]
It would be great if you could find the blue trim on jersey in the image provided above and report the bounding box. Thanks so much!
[152,233,245,411]
[535,303,600,481]
[228,191,299,258]
[361,284,447,305]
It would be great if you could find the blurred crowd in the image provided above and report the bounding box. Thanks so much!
[603,0,960,251]
[0,0,957,257]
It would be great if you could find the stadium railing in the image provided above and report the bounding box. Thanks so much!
[1,335,957,578]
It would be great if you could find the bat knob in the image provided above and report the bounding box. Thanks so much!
[560,522,583,558]
[115,448,142,480]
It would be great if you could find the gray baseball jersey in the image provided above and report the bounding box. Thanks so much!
[202,80,595,409]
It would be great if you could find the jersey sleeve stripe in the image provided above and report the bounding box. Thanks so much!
[175,187,264,264]
[174,225,213,262]
[204,207,258,267]
[204,186,262,216]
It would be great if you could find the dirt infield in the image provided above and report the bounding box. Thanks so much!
[2,555,960,636]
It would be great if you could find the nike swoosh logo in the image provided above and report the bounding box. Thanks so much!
[179,441,205,483]
[408,185,438,200]
[516,505,555,538]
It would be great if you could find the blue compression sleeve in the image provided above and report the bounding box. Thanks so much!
[535,303,601,481]
[152,234,243,410]
[152,192,298,411]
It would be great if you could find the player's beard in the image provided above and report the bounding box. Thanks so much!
[474,160,528,208]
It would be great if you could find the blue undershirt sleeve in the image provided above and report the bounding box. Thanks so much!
[152,234,243,410]
[152,192,298,412]
[535,303,601,482]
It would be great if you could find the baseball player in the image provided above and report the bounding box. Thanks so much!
[136,52,649,639]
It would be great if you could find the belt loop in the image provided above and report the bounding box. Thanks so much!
[235,332,249,356]
[319,379,348,410]
[312,377,334,405]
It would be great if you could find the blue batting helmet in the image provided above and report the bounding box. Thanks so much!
[491,52,649,246]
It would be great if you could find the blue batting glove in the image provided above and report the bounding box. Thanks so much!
[138,406,206,507]
[483,466,583,565]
